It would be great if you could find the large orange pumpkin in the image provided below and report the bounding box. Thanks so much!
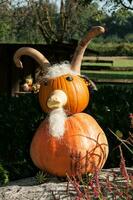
[30,113,109,176]
[39,74,89,114]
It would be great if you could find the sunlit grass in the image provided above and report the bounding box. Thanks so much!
[113,58,133,67]
[82,70,133,79]
[82,56,133,67]
[81,56,133,79]
[82,70,133,75]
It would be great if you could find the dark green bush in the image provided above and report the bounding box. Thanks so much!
[0,86,133,183]
[90,42,133,56]
[87,84,133,168]
[0,164,9,185]
[115,43,133,56]
[0,93,46,184]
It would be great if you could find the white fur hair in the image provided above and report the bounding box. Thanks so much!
[36,62,79,83]
[45,62,79,79]
[48,108,67,138]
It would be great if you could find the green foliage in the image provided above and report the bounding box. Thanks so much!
[0,164,9,186]
[0,1,133,44]
[87,85,133,167]
[90,42,133,56]
[125,33,133,42]
[0,93,46,182]
[35,171,47,184]
[115,43,133,56]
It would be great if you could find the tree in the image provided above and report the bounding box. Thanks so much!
[27,0,94,43]
[1,0,132,43]
[0,0,44,43]
[103,7,133,38]
[30,0,108,43]
[12,4,42,43]
[92,0,133,11]
[0,1,12,42]
[116,0,133,10]
[1,0,96,43]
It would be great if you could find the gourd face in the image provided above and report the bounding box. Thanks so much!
[39,74,89,114]
[30,113,109,177]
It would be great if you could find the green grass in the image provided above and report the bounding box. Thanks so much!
[81,57,133,80]
[82,56,133,67]
[113,59,133,67]
[82,70,133,79]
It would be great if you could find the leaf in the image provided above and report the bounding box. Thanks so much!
[115,130,123,138]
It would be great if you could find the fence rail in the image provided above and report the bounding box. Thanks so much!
[82,59,114,66]
[81,56,133,84]
[92,79,133,84]
[81,65,133,71]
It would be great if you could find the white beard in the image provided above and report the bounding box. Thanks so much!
[48,108,67,138]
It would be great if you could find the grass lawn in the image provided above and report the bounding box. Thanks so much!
[82,56,133,67]
[82,70,133,79]
[81,56,133,80]
[113,58,133,67]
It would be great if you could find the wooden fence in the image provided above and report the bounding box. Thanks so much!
[81,56,133,84]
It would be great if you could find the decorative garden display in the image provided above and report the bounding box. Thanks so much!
[14,26,109,177]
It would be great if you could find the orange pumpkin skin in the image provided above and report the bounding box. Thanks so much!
[30,113,109,177]
[39,74,89,114]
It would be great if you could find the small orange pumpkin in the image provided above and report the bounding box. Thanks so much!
[39,74,89,114]
[30,113,109,177]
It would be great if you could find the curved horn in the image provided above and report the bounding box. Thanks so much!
[71,26,105,73]
[13,47,50,71]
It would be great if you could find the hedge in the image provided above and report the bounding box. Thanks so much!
[90,42,133,56]
[0,94,46,184]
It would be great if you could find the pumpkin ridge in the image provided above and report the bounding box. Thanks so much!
[62,75,71,113]
[69,114,86,136]
[73,116,107,148]
[66,117,85,174]
[68,115,102,172]
[46,80,54,111]
[73,79,82,113]
[53,77,58,90]
[87,140,106,168]
[72,113,108,148]
[74,78,88,112]
[71,78,78,113]
[79,79,89,111]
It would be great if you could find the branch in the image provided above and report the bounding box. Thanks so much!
[28,0,57,43]
[36,9,56,43]
[38,24,51,44]
[63,0,79,39]
[118,0,133,10]
[43,2,57,38]
[109,129,133,155]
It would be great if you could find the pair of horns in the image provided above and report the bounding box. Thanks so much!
[14,26,105,74]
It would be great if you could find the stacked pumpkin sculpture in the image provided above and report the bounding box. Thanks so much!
[14,26,109,177]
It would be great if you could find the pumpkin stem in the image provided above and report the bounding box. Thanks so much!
[13,47,51,74]
[71,26,105,73]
